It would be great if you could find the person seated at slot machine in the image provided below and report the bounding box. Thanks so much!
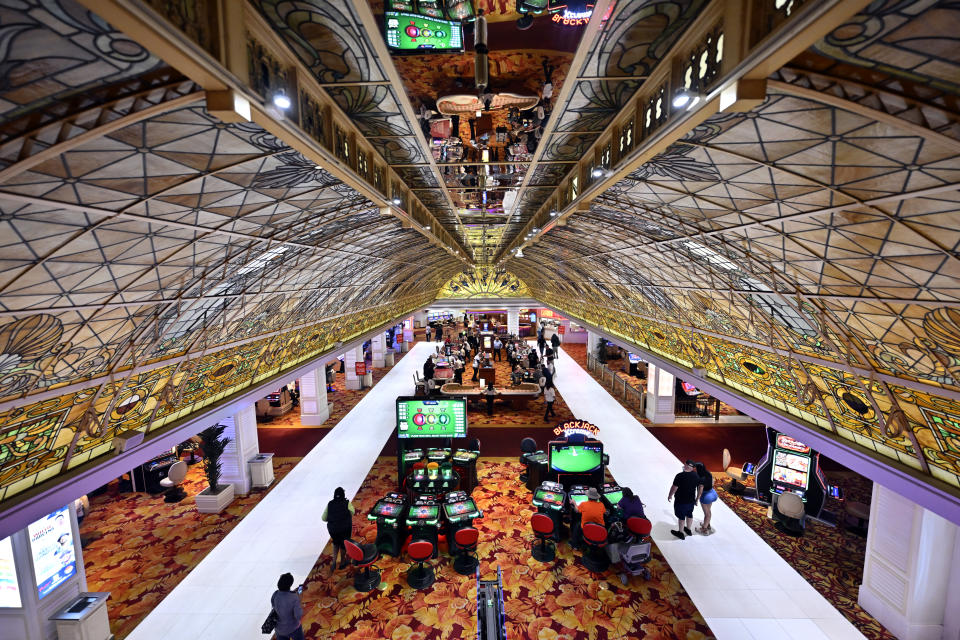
[511,365,524,387]
[578,488,606,526]
[618,487,646,520]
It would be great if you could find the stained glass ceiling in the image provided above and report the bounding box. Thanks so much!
[0,0,959,524]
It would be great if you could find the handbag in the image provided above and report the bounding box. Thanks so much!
[261,608,278,634]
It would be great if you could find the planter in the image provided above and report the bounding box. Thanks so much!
[195,483,235,513]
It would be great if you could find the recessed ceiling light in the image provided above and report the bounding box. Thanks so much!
[392,197,402,205]
[672,91,691,109]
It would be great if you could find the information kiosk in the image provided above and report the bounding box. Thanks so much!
[406,496,441,558]
[754,427,827,519]
[531,481,566,541]
[443,490,483,555]
[367,492,409,556]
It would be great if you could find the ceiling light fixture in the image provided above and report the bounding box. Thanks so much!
[672,89,701,111]
[532,227,540,233]
[272,90,292,110]
[549,210,558,217]
[391,197,402,205]
[591,168,605,178]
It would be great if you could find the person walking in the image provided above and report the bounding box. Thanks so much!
[493,337,502,361]
[270,573,304,640]
[543,383,556,420]
[667,461,700,540]
[551,332,560,352]
[537,334,547,356]
[484,382,497,416]
[454,356,465,384]
[322,487,355,575]
[472,352,481,381]
[694,462,717,535]
[425,324,431,342]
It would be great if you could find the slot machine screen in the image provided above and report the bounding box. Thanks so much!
[771,450,811,496]
[681,382,700,396]
[397,397,467,438]
[385,11,463,52]
[533,489,564,507]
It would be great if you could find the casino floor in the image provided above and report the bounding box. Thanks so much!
[76,340,877,640]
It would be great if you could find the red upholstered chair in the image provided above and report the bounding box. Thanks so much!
[344,538,380,592]
[407,540,436,590]
[581,522,610,573]
[531,513,556,562]
[453,527,480,575]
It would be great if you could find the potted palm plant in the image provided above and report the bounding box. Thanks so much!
[195,424,235,513]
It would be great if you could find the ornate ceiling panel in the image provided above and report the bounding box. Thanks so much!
[438,267,528,298]
[0,0,461,506]
[506,0,960,492]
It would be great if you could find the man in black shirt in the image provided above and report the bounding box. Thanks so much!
[668,460,700,540]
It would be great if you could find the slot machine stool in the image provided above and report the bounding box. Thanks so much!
[530,513,556,562]
[406,540,436,590]
[453,528,479,575]
[344,539,381,592]
[581,523,610,573]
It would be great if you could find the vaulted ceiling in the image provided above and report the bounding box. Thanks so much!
[0,0,959,520]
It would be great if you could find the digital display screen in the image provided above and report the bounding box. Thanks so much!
[397,398,467,438]
[549,443,603,473]
[403,450,424,462]
[681,382,700,396]
[28,506,75,600]
[568,493,588,506]
[443,500,478,519]
[534,489,564,507]
[453,450,478,462]
[372,501,403,518]
[604,490,623,505]
[408,505,439,520]
[628,353,641,363]
[0,535,21,608]
[385,11,463,51]
[772,450,811,492]
[529,313,537,322]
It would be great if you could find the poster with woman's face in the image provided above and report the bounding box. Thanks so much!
[0,535,21,608]
[28,506,76,599]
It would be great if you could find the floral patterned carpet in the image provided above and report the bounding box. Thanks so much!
[299,457,712,640]
[561,343,892,639]
[80,457,299,638]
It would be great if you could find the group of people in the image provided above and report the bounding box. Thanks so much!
[668,460,717,538]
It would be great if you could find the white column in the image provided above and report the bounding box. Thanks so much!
[299,365,329,426]
[413,310,427,328]
[344,346,363,390]
[587,331,601,356]
[219,404,259,495]
[859,483,960,640]
[371,333,386,368]
[507,308,520,336]
[402,318,414,352]
[644,364,675,424]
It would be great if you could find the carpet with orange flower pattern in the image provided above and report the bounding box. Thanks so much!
[297,457,712,640]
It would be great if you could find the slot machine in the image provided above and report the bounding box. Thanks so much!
[754,427,827,519]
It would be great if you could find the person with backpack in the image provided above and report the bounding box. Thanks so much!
[322,487,355,576]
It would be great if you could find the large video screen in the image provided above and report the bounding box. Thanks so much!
[549,442,603,473]
[28,506,76,600]
[397,397,467,438]
[385,11,463,51]
[0,535,20,608]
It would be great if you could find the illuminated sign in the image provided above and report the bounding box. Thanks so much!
[776,434,811,453]
[552,420,601,438]
[0,536,21,608]
[28,506,76,600]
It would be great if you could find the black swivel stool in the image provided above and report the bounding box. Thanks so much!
[581,522,610,573]
[407,540,436,590]
[530,513,556,562]
[344,538,380,592]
